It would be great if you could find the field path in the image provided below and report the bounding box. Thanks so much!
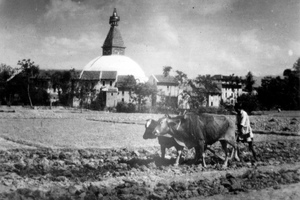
[0,137,36,150]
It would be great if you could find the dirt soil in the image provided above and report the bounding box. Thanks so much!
[0,107,300,200]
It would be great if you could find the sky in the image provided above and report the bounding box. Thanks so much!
[0,0,299,79]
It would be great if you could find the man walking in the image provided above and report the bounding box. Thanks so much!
[235,103,257,161]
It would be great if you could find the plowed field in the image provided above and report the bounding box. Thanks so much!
[0,107,299,200]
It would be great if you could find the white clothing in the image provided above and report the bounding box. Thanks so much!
[240,109,254,142]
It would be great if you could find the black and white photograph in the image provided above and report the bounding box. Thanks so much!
[0,0,299,199]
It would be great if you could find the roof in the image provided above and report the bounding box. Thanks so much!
[116,75,128,83]
[181,82,222,95]
[210,82,222,94]
[80,71,100,80]
[102,26,125,48]
[37,69,81,79]
[101,71,117,79]
[101,87,118,92]
[80,71,117,80]
[212,74,243,82]
[152,75,178,85]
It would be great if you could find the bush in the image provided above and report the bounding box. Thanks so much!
[196,106,230,115]
[116,102,136,113]
[127,103,136,113]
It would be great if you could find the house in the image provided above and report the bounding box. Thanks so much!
[177,82,222,109]
[148,75,180,107]
[79,71,133,107]
[211,75,243,105]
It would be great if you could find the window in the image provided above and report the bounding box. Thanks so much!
[211,102,213,106]
[111,93,113,96]
[122,91,124,95]
[110,81,112,86]
[122,98,124,102]
[102,81,105,86]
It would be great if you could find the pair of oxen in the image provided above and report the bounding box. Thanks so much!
[143,112,256,168]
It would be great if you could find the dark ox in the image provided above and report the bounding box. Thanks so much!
[153,113,240,168]
[143,119,184,166]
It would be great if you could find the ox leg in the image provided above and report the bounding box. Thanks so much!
[201,152,206,168]
[194,147,200,163]
[206,146,225,161]
[227,140,240,162]
[174,149,182,166]
[198,141,206,168]
[160,146,166,159]
[220,141,229,168]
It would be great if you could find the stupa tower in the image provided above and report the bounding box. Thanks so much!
[81,8,147,82]
[102,8,126,56]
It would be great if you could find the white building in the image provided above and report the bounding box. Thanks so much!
[212,75,243,105]
[148,75,180,107]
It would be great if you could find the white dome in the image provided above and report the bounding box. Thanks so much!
[82,55,147,82]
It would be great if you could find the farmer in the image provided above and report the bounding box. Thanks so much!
[235,103,257,161]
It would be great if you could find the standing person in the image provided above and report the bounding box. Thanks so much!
[235,103,257,161]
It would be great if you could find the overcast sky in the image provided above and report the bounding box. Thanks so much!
[0,0,299,78]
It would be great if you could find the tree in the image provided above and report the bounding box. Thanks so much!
[116,75,136,92]
[282,58,300,109]
[163,66,172,77]
[174,70,188,86]
[51,69,78,106]
[257,76,285,110]
[17,59,40,108]
[132,82,157,112]
[293,57,300,74]
[237,94,260,113]
[244,71,255,93]
[187,75,218,108]
[0,64,15,105]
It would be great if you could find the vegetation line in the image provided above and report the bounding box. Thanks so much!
[88,118,300,136]
[86,118,144,125]
[253,130,300,136]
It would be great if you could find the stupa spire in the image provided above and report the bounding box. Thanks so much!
[102,8,125,56]
[109,8,120,26]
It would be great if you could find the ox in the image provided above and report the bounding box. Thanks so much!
[143,119,184,166]
[152,113,240,168]
[143,117,227,166]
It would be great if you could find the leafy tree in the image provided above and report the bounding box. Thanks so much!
[174,70,188,86]
[163,66,172,77]
[257,58,300,110]
[17,59,40,108]
[116,75,136,93]
[244,71,255,93]
[187,75,218,108]
[282,58,300,109]
[132,82,157,112]
[257,76,283,110]
[0,64,15,105]
[51,69,78,106]
[76,80,98,110]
